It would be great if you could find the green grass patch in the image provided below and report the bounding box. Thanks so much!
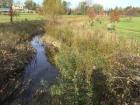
[88,16,140,41]
[0,13,45,23]
[116,17,140,41]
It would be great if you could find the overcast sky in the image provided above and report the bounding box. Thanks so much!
[65,0,140,9]
[14,0,43,4]
[14,0,140,9]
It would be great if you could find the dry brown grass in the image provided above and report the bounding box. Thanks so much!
[43,15,140,104]
[44,15,140,79]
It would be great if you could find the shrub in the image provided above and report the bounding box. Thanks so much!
[110,10,120,23]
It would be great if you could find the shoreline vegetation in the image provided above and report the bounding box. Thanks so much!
[0,20,45,103]
[43,15,140,105]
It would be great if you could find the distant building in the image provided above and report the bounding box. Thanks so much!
[0,0,36,14]
[12,4,24,12]
[12,4,35,13]
[0,8,10,12]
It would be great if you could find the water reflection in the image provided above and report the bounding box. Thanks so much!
[8,36,59,105]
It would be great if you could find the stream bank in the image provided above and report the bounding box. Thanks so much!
[0,21,46,104]
[2,35,59,105]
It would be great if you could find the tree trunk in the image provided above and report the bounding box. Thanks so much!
[10,6,13,23]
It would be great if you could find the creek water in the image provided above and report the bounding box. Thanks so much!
[7,36,59,105]
[24,35,59,89]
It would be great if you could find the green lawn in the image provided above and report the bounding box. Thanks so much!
[116,17,140,41]
[94,16,140,41]
[91,16,140,41]
[0,13,45,23]
[117,17,140,32]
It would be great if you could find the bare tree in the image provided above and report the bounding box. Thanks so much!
[0,0,13,22]
[10,1,13,23]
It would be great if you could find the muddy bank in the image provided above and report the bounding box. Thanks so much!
[42,35,60,65]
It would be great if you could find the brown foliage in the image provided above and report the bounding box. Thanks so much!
[110,10,120,22]
[99,9,105,17]
[87,8,96,20]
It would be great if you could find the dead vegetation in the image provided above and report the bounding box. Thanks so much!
[0,20,44,103]
[43,16,140,105]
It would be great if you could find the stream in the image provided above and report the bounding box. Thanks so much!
[6,36,59,105]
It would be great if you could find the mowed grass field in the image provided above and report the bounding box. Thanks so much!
[0,13,45,23]
[117,17,140,41]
